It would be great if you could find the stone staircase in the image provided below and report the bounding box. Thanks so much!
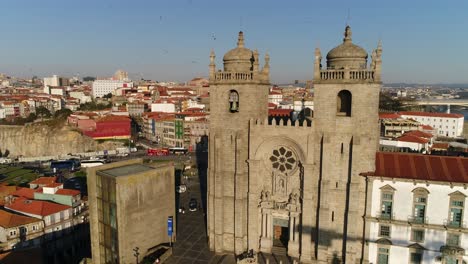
[271,246,287,256]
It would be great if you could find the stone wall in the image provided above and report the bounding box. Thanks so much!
[0,123,121,157]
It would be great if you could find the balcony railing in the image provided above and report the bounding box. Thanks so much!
[444,219,466,229]
[376,213,394,220]
[408,216,427,224]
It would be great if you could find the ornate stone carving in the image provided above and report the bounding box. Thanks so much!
[269,146,297,174]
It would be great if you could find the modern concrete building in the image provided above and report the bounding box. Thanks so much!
[87,159,175,264]
[207,26,382,263]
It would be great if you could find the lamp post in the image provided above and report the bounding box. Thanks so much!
[133,247,140,264]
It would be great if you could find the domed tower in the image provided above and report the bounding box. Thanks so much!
[208,32,270,253]
[312,25,382,263]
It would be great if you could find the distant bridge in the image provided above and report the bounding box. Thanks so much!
[404,99,468,113]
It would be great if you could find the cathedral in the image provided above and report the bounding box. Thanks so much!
[207,26,382,263]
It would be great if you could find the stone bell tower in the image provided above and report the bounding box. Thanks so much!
[313,25,382,263]
[207,32,270,253]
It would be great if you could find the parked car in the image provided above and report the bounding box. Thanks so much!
[189,198,197,212]
[176,185,187,193]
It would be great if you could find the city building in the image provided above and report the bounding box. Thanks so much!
[363,152,468,264]
[0,209,44,250]
[399,112,464,138]
[92,80,133,98]
[87,159,175,264]
[5,198,73,239]
[207,27,382,263]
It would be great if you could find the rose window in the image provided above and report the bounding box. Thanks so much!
[270,147,296,173]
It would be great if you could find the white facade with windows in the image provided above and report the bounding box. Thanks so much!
[399,112,464,138]
[92,80,133,98]
[367,178,468,264]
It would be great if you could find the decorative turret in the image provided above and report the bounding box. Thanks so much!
[314,25,382,84]
[326,25,368,70]
[210,32,269,84]
[314,47,322,80]
[261,52,270,78]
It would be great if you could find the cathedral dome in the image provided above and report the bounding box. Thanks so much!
[326,26,368,69]
[223,31,254,72]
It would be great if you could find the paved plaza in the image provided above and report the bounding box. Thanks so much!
[163,162,295,264]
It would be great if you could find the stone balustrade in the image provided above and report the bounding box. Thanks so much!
[319,69,375,81]
[214,71,254,81]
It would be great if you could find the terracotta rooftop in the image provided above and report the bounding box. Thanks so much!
[269,109,292,117]
[399,111,464,118]
[432,142,450,150]
[397,134,429,144]
[6,198,71,217]
[12,188,36,199]
[365,152,468,183]
[29,176,56,186]
[421,124,434,130]
[96,115,131,122]
[0,209,42,228]
[45,183,63,188]
[404,130,433,139]
[379,113,401,119]
[55,189,81,196]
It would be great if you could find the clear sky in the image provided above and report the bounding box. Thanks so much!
[1,0,467,84]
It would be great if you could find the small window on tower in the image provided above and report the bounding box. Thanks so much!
[229,90,239,113]
[337,90,352,116]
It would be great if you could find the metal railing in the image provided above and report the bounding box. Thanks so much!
[408,216,428,224]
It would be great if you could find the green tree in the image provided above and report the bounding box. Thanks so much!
[36,106,52,118]
[379,93,403,112]
[103,93,113,99]
[4,149,9,157]
[26,113,37,122]
[53,108,73,120]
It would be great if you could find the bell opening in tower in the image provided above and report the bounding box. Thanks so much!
[337,90,352,116]
[229,90,239,113]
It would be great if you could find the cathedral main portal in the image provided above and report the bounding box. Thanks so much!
[273,218,289,248]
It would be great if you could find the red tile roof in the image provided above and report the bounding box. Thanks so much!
[55,189,80,196]
[399,111,464,118]
[421,125,434,130]
[0,209,42,228]
[397,134,429,144]
[432,142,449,150]
[268,109,292,117]
[12,188,36,199]
[366,152,468,183]
[404,130,433,139]
[379,113,401,119]
[6,198,71,217]
[29,176,56,186]
[45,183,63,188]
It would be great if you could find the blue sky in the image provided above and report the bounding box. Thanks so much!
[1,0,467,84]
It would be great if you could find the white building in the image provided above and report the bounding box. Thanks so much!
[364,152,468,264]
[0,108,5,119]
[43,75,60,88]
[399,111,464,138]
[92,80,133,98]
[151,102,176,113]
[268,91,283,104]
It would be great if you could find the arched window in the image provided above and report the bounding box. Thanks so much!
[229,90,239,113]
[337,90,352,116]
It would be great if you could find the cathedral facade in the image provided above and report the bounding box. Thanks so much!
[207,27,382,263]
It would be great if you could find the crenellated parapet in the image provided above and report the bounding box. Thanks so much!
[249,118,312,128]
